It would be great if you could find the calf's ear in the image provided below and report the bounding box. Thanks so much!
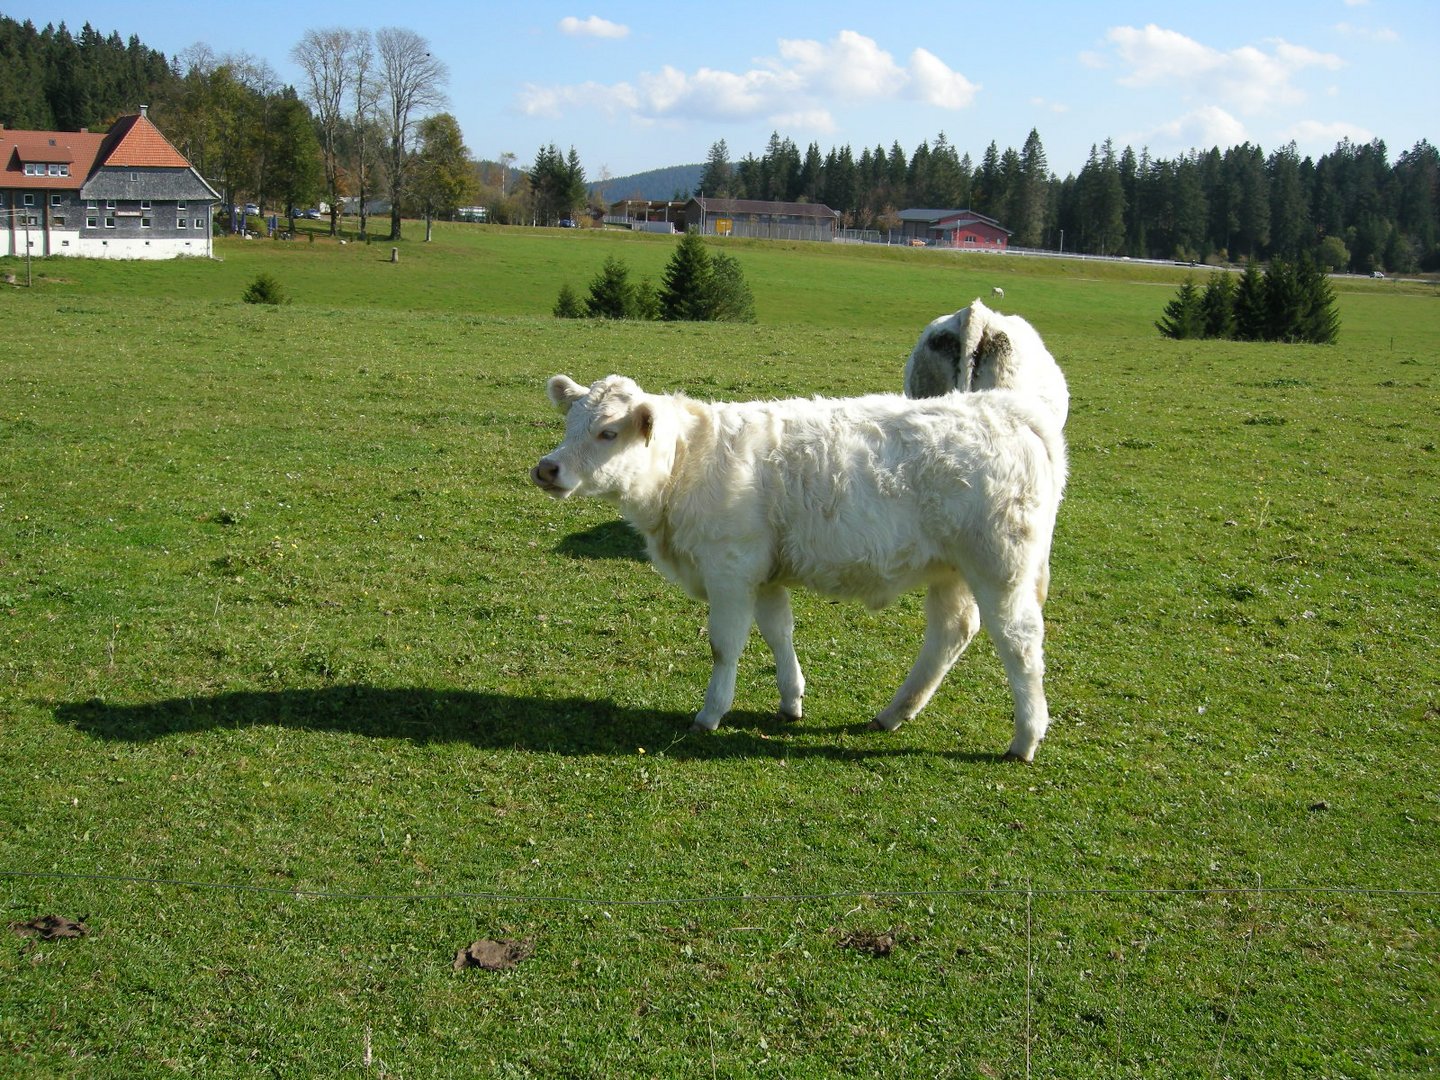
[635,403,655,445]
[547,374,587,412]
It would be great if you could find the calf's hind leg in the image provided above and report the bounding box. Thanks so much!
[972,580,1050,762]
[871,577,980,731]
[755,585,805,721]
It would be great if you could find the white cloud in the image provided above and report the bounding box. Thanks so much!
[515,30,978,128]
[1333,22,1400,43]
[1145,105,1249,150]
[909,47,980,108]
[1029,96,1071,115]
[559,15,629,40]
[1284,118,1375,148]
[1104,24,1344,114]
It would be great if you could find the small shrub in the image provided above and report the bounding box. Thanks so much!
[242,273,289,305]
[553,281,584,319]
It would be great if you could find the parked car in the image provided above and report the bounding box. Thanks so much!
[294,208,321,219]
[558,218,578,228]
[1371,270,1385,279]
[244,202,260,215]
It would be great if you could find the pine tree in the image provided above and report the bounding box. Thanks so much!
[1262,258,1303,342]
[1199,271,1236,339]
[708,252,756,323]
[1233,261,1268,340]
[552,282,583,319]
[659,231,714,321]
[1293,256,1340,344]
[585,256,638,319]
[1156,278,1204,339]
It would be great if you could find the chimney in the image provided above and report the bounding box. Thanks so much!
[140,105,149,118]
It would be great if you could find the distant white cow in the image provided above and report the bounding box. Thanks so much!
[904,298,1069,429]
[991,286,1005,299]
[531,374,1068,761]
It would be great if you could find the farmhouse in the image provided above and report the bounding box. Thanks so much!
[608,197,841,242]
[898,208,1011,250]
[1,107,219,260]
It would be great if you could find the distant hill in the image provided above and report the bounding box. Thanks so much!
[589,163,704,203]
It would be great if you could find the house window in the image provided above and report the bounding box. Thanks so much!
[53,216,66,227]
[177,216,187,230]
[176,201,187,210]
[23,214,40,226]
[23,194,35,207]
[141,217,152,229]
[51,194,63,208]
[48,164,67,176]
[86,215,98,228]
[105,216,116,229]
[106,200,116,210]
[87,199,98,210]
[194,218,205,229]
[141,201,151,211]
[23,162,40,175]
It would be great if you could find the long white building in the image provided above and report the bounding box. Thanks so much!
[1,106,219,260]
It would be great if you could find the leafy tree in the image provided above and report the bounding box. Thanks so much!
[1316,234,1350,271]
[267,92,323,223]
[1156,278,1204,339]
[410,112,475,239]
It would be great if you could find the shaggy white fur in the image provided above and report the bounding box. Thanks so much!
[533,374,1067,761]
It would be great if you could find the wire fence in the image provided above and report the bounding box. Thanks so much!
[7,867,1436,1077]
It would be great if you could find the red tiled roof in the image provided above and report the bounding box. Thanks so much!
[1,129,105,190]
[98,112,192,169]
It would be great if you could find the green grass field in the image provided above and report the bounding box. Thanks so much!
[2,225,1438,1077]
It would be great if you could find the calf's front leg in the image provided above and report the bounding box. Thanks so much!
[691,587,756,732]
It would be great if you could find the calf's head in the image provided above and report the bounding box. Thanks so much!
[531,374,666,501]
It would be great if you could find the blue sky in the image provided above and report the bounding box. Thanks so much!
[8,1,1436,180]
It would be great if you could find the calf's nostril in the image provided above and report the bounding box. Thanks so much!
[532,459,560,486]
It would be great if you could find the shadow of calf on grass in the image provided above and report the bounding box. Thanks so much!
[54,685,1001,764]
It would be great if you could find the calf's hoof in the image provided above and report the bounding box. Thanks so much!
[1001,749,1034,764]
[776,710,802,724]
[868,716,903,732]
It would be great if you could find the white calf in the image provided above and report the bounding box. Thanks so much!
[991,286,1005,299]
[531,374,1068,761]
[904,298,1069,429]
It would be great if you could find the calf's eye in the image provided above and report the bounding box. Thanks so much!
[598,429,619,442]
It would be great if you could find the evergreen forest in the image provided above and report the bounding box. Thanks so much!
[3,13,1437,272]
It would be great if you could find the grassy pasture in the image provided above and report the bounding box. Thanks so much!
[2,226,1438,1077]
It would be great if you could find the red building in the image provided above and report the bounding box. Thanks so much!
[897,208,1011,249]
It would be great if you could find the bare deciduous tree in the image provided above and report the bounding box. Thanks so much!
[375,27,447,241]
[292,28,367,235]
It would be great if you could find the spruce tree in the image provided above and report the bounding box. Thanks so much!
[707,252,757,323]
[1262,258,1303,342]
[1293,255,1341,344]
[1199,271,1236,339]
[552,281,583,319]
[1156,278,1203,339]
[659,231,714,321]
[585,256,637,319]
[1233,261,1268,341]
